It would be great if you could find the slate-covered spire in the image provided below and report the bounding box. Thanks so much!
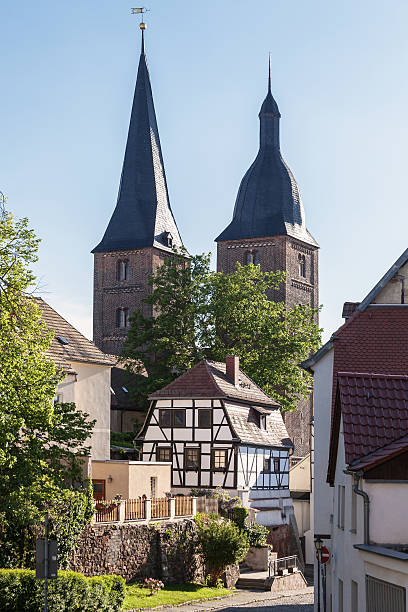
[92,27,182,254]
[215,64,317,246]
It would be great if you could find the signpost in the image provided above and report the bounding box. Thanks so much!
[36,513,58,612]
[316,545,330,564]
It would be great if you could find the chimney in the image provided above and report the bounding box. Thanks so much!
[226,355,239,386]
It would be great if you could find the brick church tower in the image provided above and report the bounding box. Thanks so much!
[92,26,182,355]
[215,66,319,457]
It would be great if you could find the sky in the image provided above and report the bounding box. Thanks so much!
[2,0,408,342]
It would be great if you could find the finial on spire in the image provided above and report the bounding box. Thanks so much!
[268,53,271,93]
[131,7,149,54]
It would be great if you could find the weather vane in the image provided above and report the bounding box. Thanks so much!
[131,7,149,36]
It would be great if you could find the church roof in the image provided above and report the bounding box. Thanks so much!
[215,68,318,247]
[92,30,182,254]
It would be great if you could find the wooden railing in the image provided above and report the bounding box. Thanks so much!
[95,500,120,523]
[151,497,170,519]
[125,498,146,521]
[175,496,193,516]
[94,496,196,524]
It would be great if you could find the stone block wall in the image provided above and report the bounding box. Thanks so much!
[70,519,204,584]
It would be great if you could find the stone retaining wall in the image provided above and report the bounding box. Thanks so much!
[70,519,204,584]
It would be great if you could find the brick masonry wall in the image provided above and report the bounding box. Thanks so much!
[93,247,169,355]
[70,519,204,584]
[217,236,319,456]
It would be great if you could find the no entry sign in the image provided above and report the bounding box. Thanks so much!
[316,545,330,564]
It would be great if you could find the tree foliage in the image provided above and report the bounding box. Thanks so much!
[122,251,321,411]
[195,514,249,585]
[0,208,95,567]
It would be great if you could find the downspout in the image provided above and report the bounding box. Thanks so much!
[353,471,370,545]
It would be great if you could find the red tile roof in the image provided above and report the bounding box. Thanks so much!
[326,305,408,483]
[348,434,408,472]
[149,360,280,407]
[328,372,408,482]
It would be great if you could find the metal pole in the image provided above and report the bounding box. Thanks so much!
[44,512,48,612]
[317,553,321,612]
[322,563,327,612]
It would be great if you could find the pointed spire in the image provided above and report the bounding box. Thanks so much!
[268,54,271,93]
[92,25,182,254]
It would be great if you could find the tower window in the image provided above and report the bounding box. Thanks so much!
[116,307,129,328]
[245,250,259,266]
[117,259,129,281]
[298,253,306,278]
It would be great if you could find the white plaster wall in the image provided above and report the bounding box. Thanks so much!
[374,261,408,304]
[365,482,408,545]
[56,362,111,461]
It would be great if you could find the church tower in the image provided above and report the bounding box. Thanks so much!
[92,25,182,355]
[215,65,319,457]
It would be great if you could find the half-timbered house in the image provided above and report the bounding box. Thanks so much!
[137,356,294,525]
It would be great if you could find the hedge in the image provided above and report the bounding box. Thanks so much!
[0,569,125,612]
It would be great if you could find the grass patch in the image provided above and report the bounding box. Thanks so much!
[123,582,232,610]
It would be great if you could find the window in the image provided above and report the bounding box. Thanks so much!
[159,409,186,428]
[298,253,306,277]
[198,409,212,428]
[117,259,129,281]
[150,476,157,499]
[212,449,228,471]
[156,447,172,462]
[185,448,200,471]
[274,457,281,473]
[338,579,343,612]
[351,486,357,533]
[263,457,271,472]
[351,580,358,612]
[337,485,345,530]
[116,307,129,328]
[54,392,63,404]
[245,250,259,266]
[259,414,266,430]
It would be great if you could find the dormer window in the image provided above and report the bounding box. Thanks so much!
[259,414,267,430]
[245,250,259,266]
[298,253,306,278]
[116,307,129,328]
[163,232,173,249]
[117,259,129,281]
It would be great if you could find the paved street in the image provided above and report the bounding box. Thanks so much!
[155,588,314,612]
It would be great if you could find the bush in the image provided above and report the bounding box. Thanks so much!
[195,515,249,586]
[0,569,125,612]
[231,506,249,530]
[244,522,269,547]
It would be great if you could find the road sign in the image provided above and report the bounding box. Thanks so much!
[316,545,330,564]
[36,539,58,579]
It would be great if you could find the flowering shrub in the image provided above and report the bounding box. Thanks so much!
[144,577,164,595]
[95,494,123,512]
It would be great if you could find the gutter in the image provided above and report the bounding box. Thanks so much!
[345,469,370,544]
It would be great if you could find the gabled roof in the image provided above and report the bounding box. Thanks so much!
[302,247,408,371]
[149,359,280,408]
[224,401,292,448]
[36,298,114,370]
[215,70,317,247]
[92,32,182,254]
[348,434,408,473]
[327,372,408,484]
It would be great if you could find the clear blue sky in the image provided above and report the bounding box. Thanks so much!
[2,0,408,341]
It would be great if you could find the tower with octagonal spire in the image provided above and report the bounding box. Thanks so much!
[92,23,183,355]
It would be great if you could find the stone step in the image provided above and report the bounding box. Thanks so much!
[235,578,268,591]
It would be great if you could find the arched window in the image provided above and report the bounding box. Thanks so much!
[298,253,306,278]
[116,307,129,329]
[117,260,129,281]
[245,250,259,266]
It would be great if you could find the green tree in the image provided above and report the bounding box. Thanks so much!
[0,207,95,567]
[195,514,249,585]
[123,252,321,412]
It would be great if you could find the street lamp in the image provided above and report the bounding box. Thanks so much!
[314,537,322,612]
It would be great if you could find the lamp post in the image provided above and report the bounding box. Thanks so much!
[314,537,322,612]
